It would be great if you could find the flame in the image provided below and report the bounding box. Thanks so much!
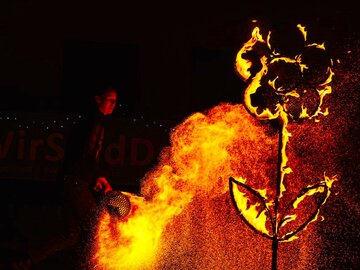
[235,24,335,203]
[92,171,194,269]
[235,25,334,123]
[235,27,265,81]
[91,104,277,269]
[243,56,281,120]
[278,174,337,242]
[90,24,338,269]
[232,23,337,250]
[231,177,270,235]
[296,24,307,41]
[279,111,292,198]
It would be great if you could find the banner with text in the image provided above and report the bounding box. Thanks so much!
[0,111,173,187]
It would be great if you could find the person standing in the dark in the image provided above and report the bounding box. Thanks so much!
[10,86,118,270]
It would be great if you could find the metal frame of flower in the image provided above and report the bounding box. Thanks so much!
[229,24,337,270]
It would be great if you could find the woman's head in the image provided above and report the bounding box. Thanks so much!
[95,86,118,115]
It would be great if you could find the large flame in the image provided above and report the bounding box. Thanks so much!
[90,104,281,269]
[89,102,335,269]
[232,23,336,242]
[89,23,338,270]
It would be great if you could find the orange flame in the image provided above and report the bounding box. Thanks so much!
[230,177,271,236]
[91,104,277,269]
[235,27,265,81]
[92,190,189,269]
[231,23,337,247]
[90,24,338,270]
[235,24,333,123]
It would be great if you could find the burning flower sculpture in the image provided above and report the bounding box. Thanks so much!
[89,22,341,270]
[230,24,337,269]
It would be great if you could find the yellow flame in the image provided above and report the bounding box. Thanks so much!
[267,31,275,54]
[235,27,265,81]
[285,90,300,98]
[92,173,194,269]
[281,214,297,227]
[92,104,277,268]
[243,56,281,120]
[269,57,297,64]
[279,111,292,198]
[279,174,338,242]
[309,82,333,120]
[237,25,334,122]
[282,235,299,242]
[231,178,270,236]
[296,24,307,41]
[293,186,325,209]
[299,105,310,119]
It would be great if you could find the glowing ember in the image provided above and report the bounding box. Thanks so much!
[231,23,337,269]
[89,104,279,269]
[88,23,339,270]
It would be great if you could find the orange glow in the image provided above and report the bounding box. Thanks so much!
[90,24,338,269]
[235,25,333,123]
[92,176,193,269]
[231,22,337,251]
[235,27,265,81]
[90,104,277,269]
[230,177,271,236]
[296,24,307,41]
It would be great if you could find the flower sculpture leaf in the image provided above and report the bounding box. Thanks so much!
[277,182,330,241]
[229,177,273,239]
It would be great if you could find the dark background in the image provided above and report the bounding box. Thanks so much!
[0,1,357,119]
[0,1,359,269]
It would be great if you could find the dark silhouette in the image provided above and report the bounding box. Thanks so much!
[9,86,118,270]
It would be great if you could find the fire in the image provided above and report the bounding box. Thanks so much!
[230,177,271,236]
[231,22,337,270]
[93,190,188,269]
[90,103,277,269]
[236,24,333,123]
[89,23,338,270]
[233,22,335,200]
[235,27,265,81]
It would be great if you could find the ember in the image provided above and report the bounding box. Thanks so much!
[88,22,343,270]
[232,22,336,269]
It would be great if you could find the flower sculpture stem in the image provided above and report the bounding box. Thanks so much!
[271,237,278,270]
[230,23,337,270]
[272,112,288,270]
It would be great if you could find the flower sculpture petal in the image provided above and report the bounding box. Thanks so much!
[235,24,334,122]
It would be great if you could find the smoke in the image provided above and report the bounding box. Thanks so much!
[90,28,360,270]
